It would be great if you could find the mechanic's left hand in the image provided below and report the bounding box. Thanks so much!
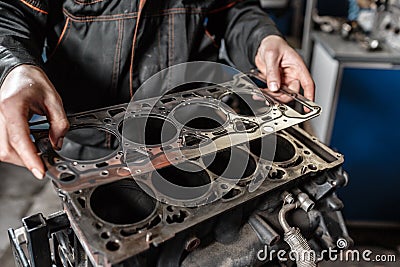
[255,35,315,101]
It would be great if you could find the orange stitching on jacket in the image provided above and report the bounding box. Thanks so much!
[48,17,71,59]
[168,14,171,68]
[74,0,104,5]
[20,0,48,14]
[63,2,242,23]
[63,8,138,22]
[171,14,175,66]
[55,18,70,48]
[205,29,219,48]
[147,7,203,15]
[158,28,161,67]
[62,8,204,23]
[111,19,123,94]
[129,0,147,97]
[208,0,243,14]
[144,10,203,17]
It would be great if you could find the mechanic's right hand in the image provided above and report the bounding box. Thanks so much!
[0,64,69,179]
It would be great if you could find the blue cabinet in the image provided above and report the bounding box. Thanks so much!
[331,68,400,222]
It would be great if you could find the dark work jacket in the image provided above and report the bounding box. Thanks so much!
[0,0,280,112]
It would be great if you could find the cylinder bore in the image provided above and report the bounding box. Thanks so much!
[250,134,295,163]
[121,115,177,145]
[172,103,228,130]
[220,92,271,116]
[58,128,119,161]
[203,147,256,180]
[90,179,157,225]
[151,162,211,200]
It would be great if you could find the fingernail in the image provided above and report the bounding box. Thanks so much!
[32,168,44,179]
[269,82,279,92]
[56,137,64,151]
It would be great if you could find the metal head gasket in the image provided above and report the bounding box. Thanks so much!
[31,73,321,193]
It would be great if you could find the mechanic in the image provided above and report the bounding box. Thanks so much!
[0,0,314,180]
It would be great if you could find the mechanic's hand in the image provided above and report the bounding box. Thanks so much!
[255,35,315,101]
[0,65,69,179]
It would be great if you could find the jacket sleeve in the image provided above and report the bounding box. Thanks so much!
[208,0,282,71]
[0,0,49,86]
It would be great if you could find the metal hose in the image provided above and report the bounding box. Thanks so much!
[278,201,316,267]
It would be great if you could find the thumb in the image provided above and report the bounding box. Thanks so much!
[45,96,69,150]
[263,52,281,92]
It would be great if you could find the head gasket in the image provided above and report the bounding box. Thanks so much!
[32,72,321,194]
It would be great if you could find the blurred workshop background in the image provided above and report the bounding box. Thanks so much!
[263,0,400,223]
[265,1,400,263]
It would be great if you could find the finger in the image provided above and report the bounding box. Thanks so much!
[285,79,311,113]
[252,94,265,101]
[0,146,25,167]
[251,93,272,108]
[286,79,300,93]
[260,88,282,98]
[262,51,282,92]
[44,95,69,150]
[0,115,24,166]
[5,108,45,179]
[301,79,315,102]
[297,64,315,101]
[260,51,281,92]
[260,88,292,104]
